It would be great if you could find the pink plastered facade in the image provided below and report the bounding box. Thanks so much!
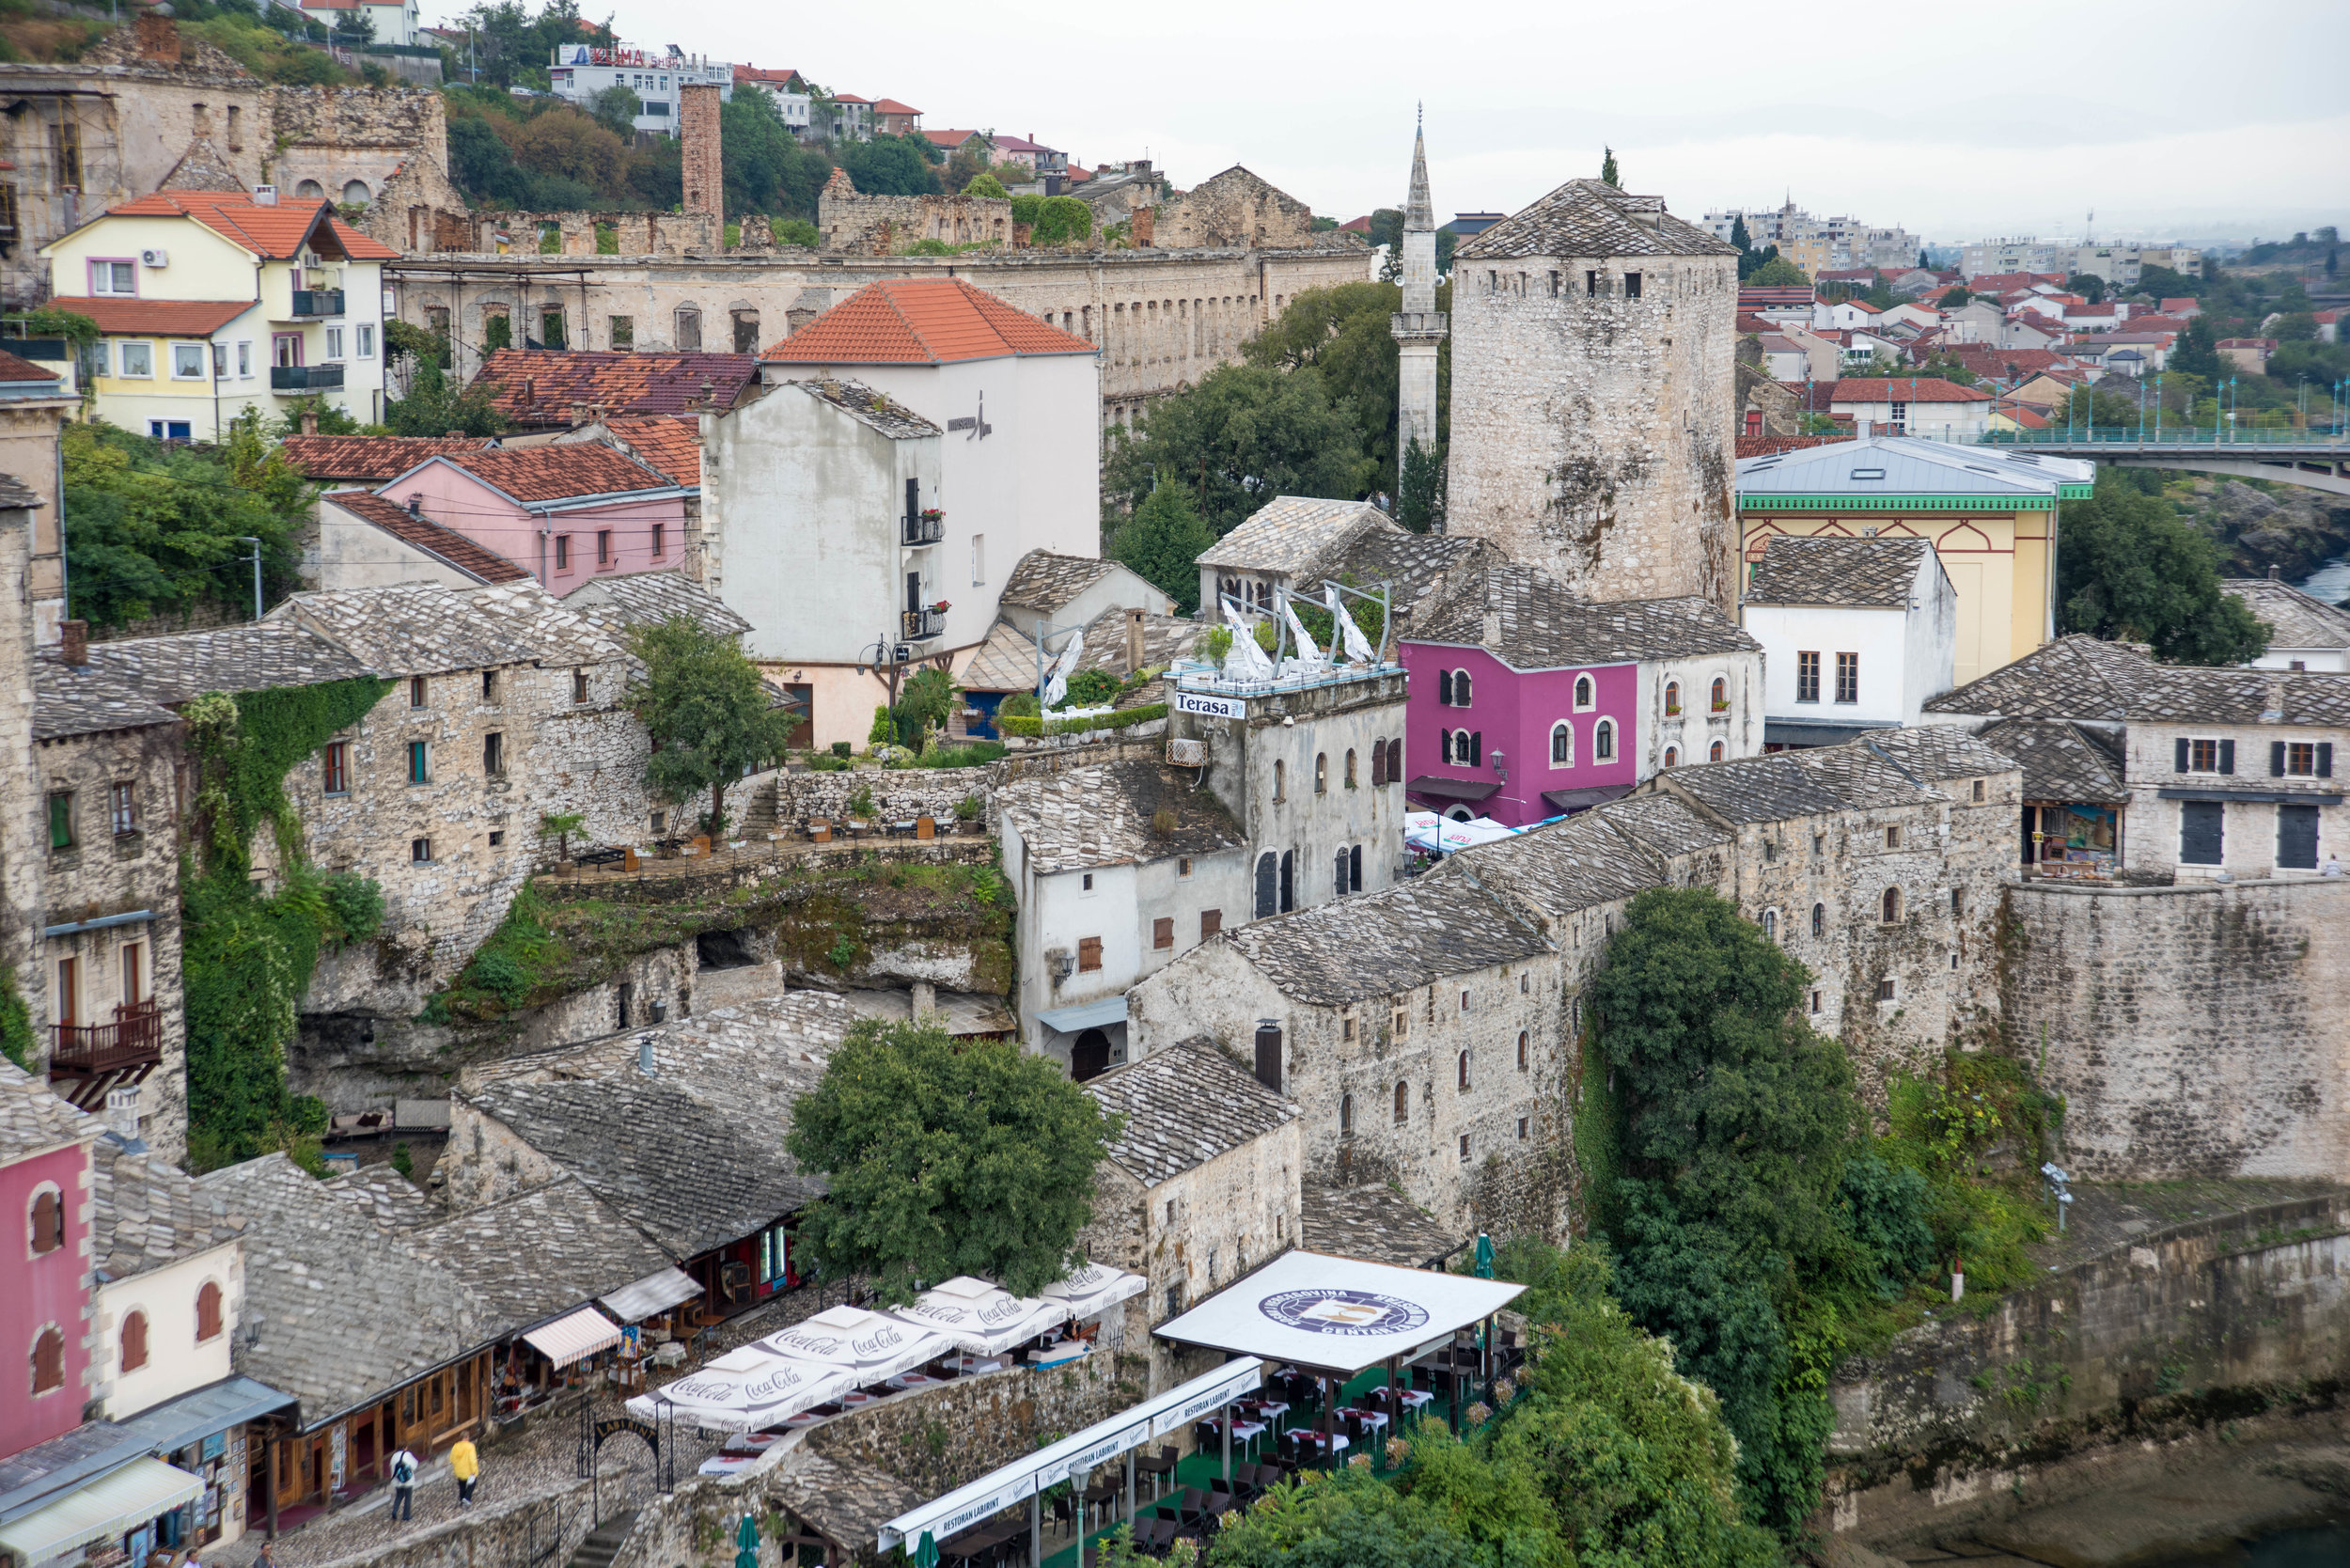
[380,462,689,589]
[1399,642,1639,827]
[3,1137,92,1459]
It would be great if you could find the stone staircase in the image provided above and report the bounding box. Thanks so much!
[564,1509,636,1568]
[734,776,780,839]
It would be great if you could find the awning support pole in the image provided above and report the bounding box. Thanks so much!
[1125,1447,1136,1531]
[1221,1401,1231,1482]
[1028,1490,1041,1568]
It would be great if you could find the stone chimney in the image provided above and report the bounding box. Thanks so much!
[59,619,86,666]
[1125,607,1146,675]
[299,405,318,436]
[1131,205,1154,248]
[133,14,180,64]
[680,84,723,224]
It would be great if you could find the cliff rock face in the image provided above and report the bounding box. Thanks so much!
[2173,476,2350,586]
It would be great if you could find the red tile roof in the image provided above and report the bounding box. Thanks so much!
[873,98,921,116]
[1736,314,1778,334]
[923,128,982,149]
[427,445,677,505]
[2160,298,2200,314]
[734,65,804,86]
[280,434,492,480]
[1828,377,1993,403]
[0,348,60,383]
[46,296,251,336]
[762,278,1098,366]
[1736,433,1854,458]
[102,190,398,260]
[599,416,700,486]
[1339,216,1371,233]
[322,490,530,583]
[831,93,872,104]
[467,349,759,427]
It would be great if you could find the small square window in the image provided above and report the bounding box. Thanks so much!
[410,676,428,708]
[1972,779,1986,802]
[407,740,431,784]
[1178,856,1193,878]
[1081,872,1094,892]
[47,791,74,849]
[482,670,498,701]
[171,342,208,380]
[572,670,591,704]
[118,341,153,378]
[1200,909,1221,938]
[555,535,572,571]
[322,741,349,795]
[489,830,505,847]
[650,523,666,559]
[1458,1134,1470,1164]
[1152,917,1173,950]
[1517,1117,1529,1140]
[1810,990,1822,1014]
[109,781,137,836]
[1459,989,1469,1011]
[411,837,432,863]
[1876,979,1896,1002]
[1886,825,1902,849]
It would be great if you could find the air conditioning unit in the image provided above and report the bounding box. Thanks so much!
[299,251,321,270]
[138,247,167,268]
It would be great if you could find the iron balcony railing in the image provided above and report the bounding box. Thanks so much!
[901,607,947,640]
[290,289,345,319]
[902,513,945,546]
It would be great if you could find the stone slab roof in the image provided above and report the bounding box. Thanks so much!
[274,580,551,676]
[2224,578,2350,652]
[1409,562,1759,667]
[460,580,625,667]
[1454,180,1737,261]
[0,1060,97,1166]
[201,1153,497,1429]
[321,1166,441,1232]
[415,1175,673,1329]
[2125,666,2350,729]
[89,1133,244,1285]
[33,653,181,740]
[561,569,753,637]
[1300,1184,1461,1270]
[1660,749,1905,825]
[959,619,1040,693]
[1976,718,2129,803]
[0,473,41,510]
[1745,535,1935,608]
[1860,725,2026,784]
[1196,496,1392,577]
[1788,741,1960,809]
[997,760,1242,875]
[1582,792,1734,861]
[1073,608,1199,676]
[1330,530,1500,628]
[321,490,533,585]
[1223,860,1551,1006]
[78,623,378,705]
[1447,807,1666,925]
[763,1450,925,1554]
[1000,550,1119,614]
[1925,635,2350,729]
[1089,1038,1295,1188]
[787,377,942,441]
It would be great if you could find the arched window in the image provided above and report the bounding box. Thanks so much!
[1763,909,1779,942]
[1452,670,1472,706]
[1345,749,1357,787]
[1457,1050,1471,1090]
[1551,722,1572,765]
[1711,676,1729,713]
[28,1188,62,1254]
[1340,1094,1354,1137]
[1664,681,1682,715]
[1516,1031,1529,1070]
[293,178,325,200]
[1574,674,1593,710]
[196,1281,224,1342]
[1315,753,1328,793]
[1663,746,1679,768]
[1394,1082,1410,1124]
[31,1326,63,1394]
[1370,739,1387,787]
[1882,887,1903,924]
[1812,902,1826,938]
[120,1309,149,1372]
[1594,719,1616,761]
[1709,740,1725,762]
[1255,853,1278,917]
[1274,760,1286,800]
[340,179,371,207]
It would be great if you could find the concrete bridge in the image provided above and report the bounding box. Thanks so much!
[1981,433,2350,497]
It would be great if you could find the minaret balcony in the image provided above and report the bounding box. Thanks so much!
[1391,310,1449,341]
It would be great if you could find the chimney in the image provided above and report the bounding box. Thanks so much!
[679,84,724,224]
[1125,606,1145,675]
[251,184,277,206]
[1131,205,1154,248]
[523,375,537,407]
[637,1038,656,1076]
[299,405,318,436]
[406,493,422,516]
[55,619,89,667]
[2268,563,2281,579]
[133,13,180,63]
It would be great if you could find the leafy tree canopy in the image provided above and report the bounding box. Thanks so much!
[627,615,801,834]
[1109,483,1216,613]
[1101,361,1371,540]
[1745,253,1808,288]
[1600,145,1620,187]
[385,353,506,437]
[2064,272,2107,305]
[961,171,1010,199]
[784,1018,1118,1303]
[2057,468,2270,665]
[836,133,941,197]
[721,86,834,219]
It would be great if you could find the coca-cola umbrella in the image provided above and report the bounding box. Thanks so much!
[625,1348,852,1433]
[1040,1261,1149,1322]
[754,1304,948,1386]
[886,1275,1070,1356]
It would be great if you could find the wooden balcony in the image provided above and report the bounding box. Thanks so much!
[48,1000,163,1110]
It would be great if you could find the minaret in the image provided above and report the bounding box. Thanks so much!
[1391,109,1447,471]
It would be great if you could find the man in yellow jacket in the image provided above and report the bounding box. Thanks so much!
[448,1436,479,1508]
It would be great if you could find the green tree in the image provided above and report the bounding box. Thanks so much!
[587,83,640,137]
[2170,316,2224,381]
[61,422,306,628]
[1600,146,1620,187]
[1397,436,1446,533]
[2271,310,2318,342]
[1108,484,1216,613]
[1940,286,1971,308]
[945,138,993,192]
[1245,280,1447,480]
[721,87,833,219]
[2064,272,2107,305]
[1729,213,1750,254]
[510,108,626,198]
[891,666,957,748]
[384,354,505,437]
[836,133,940,197]
[2057,469,2270,665]
[628,614,800,835]
[1745,253,1808,288]
[1102,363,1371,538]
[961,171,1010,199]
[784,1017,1119,1303]
[2136,262,2201,301]
[1030,196,1092,246]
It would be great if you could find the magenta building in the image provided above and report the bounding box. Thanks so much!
[1399,564,1765,827]
[2,1064,102,1459]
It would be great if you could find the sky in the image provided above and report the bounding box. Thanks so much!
[470,0,2350,246]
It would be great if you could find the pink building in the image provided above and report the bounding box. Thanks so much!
[1399,563,1764,827]
[3,1062,102,1459]
[375,447,691,589]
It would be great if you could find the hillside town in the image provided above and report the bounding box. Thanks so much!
[1,6,2348,1568]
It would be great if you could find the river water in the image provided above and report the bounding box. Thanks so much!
[2150,1521,2350,1566]
[2300,557,2350,604]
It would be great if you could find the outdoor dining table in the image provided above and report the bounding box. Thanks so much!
[1198,1416,1268,1461]
[839,1389,881,1408]
[1029,1340,1089,1367]
[885,1372,943,1392]
[1081,1480,1121,1531]
[1236,1397,1290,1433]
[941,1354,1004,1376]
[1284,1429,1350,1460]
[1395,1387,1435,1411]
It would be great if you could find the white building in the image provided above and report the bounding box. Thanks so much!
[1827,377,1995,439]
[2224,576,2350,674]
[1743,535,1956,748]
[549,44,732,136]
[297,0,420,47]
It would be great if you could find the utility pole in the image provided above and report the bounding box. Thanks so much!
[238,537,263,619]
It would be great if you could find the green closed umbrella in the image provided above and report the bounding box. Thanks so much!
[1474,1232,1494,1279]
[910,1531,939,1568]
[734,1513,759,1568]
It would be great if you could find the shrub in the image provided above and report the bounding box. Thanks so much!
[847,785,878,819]
[320,871,384,947]
[869,705,899,746]
[830,741,853,758]
[808,752,851,773]
[955,794,983,821]
[997,691,1040,719]
[1058,667,1121,709]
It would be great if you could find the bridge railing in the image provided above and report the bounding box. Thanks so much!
[1977,428,2350,449]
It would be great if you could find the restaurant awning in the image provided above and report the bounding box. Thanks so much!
[1152,1249,1527,1379]
[1033,996,1127,1034]
[0,1458,202,1565]
[1539,783,1634,815]
[1404,776,1500,803]
[1763,718,1892,749]
[522,1306,622,1369]
[110,1377,295,1459]
[599,1266,702,1324]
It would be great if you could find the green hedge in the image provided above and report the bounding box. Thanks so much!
[996,702,1167,738]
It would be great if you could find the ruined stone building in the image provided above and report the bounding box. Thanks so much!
[1444,179,1743,613]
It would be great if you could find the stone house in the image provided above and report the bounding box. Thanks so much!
[1197,497,1389,624]
[996,761,1247,1076]
[1444,179,1743,613]
[1074,1040,1300,1394]
[1925,635,2350,881]
[994,551,1171,648]
[2224,575,2350,674]
[1743,535,1957,748]
[1825,378,1996,441]
[0,354,81,650]
[1400,559,1763,825]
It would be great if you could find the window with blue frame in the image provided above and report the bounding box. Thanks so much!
[148,419,192,441]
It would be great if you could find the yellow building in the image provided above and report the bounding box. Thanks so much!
[39,189,395,439]
[1735,435,2094,689]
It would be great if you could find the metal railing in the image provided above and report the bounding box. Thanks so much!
[50,1001,163,1077]
[290,289,345,319]
[901,513,945,546]
[901,606,946,640]
[1979,428,2350,448]
[271,364,344,392]
[1171,658,1402,699]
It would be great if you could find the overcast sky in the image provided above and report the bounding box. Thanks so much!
[473,0,2349,245]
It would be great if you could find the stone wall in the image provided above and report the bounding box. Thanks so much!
[807,1351,1145,1497]
[1153,167,1330,251]
[817,190,1014,257]
[267,85,447,211]
[306,1478,597,1568]
[1445,252,1742,612]
[2005,878,2350,1179]
[1819,1190,2350,1546]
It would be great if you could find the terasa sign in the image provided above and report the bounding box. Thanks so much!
[1175,691,1247,719]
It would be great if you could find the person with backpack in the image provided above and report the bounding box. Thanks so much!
[388,1446,418,1520]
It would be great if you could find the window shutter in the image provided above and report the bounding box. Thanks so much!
[1370,739,1386,787]
[2218,739,2235,776]
[2319,743,2335,778]
[1437,670,1452,706]
[2272,741,2287,777]
[1390,738,1402,782]
[1336,848,1349,897]
[1471,731,1483,766]
[2175,738,2190,773]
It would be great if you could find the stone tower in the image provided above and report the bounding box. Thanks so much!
[1443,179,1742,611]
[680,83,723,224]
[1391,112,1447,468]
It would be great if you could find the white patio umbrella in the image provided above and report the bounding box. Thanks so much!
[1041,1262,1149,1321]
[626,1349,852,1433]
[885,1275,1071,1356]
[754,1304,948,1385]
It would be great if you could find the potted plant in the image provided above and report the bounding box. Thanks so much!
[847,784,879,830]
[919,507,945,524]
[954,794,983,832]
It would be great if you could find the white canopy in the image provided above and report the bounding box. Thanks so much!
[756,1304,948,1384]
[1404,811,1518,854]
[885,1275,1069,1356]
[599,1266,701,1324]
[625,1349,853,1433]
[0,1458,204,1565]
[522,1305,621,1369]
[1042,1262,1149,1321]
[1152,1248,1527,1376]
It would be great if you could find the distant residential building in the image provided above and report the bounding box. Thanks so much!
[1705,202,1915,274]
[1743,536,1956,748]
[1825,376,1995,440]
[1960,239,2073,278]
[2224,575,2350,673]
[548,42,732,135]
[2218,337,2277,375]
[369,445,689,590]
[1739,286,1817,324]
[1440,212,1507,239]
[732,66,811,135]
[991,133,1068,184]
[296,0,420,46]
[924,128,991,162]
[872,99,922,136]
